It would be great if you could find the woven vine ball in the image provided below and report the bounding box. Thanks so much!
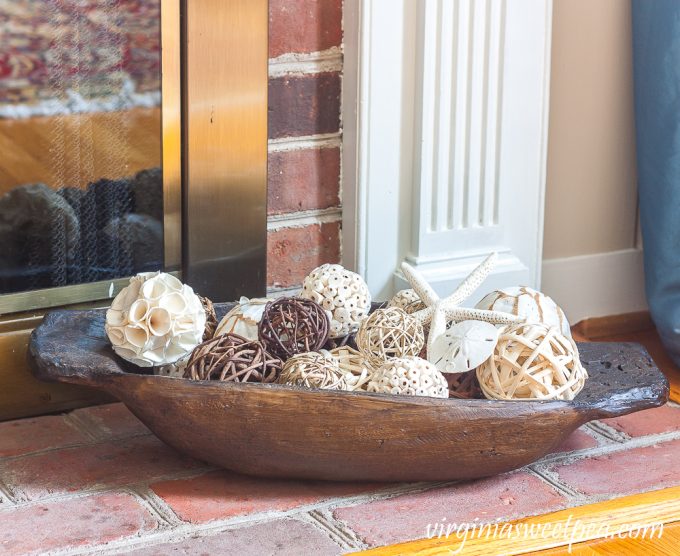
[198,295,218,341]
[367,356,448,398]
[446,370,483,399]
[184,333,282,383]
[258,297,330,360]
[299,264,372,338]
[356,307,425,365]
[476,322,588,401]
[388,289,426,314]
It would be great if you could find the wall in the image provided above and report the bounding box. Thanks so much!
[541,0,646,321]
[266,0,344,293]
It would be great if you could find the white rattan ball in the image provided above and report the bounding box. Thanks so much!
[356,307,425,365]
[105,272,206,367]
[475,286,571,338]
[299,264,371,338]
[278,349,372,391]
[388,289,426,314]
[214,296,271,341]
[476,322,588,401]
[367,356,448,398]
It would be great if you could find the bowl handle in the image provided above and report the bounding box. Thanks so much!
[28,309,128,388]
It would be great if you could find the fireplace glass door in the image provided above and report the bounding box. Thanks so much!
[0,0,173,313]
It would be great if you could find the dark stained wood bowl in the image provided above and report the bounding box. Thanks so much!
[28,303,669,483]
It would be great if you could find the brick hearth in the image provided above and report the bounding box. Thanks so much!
[1,401,679,554]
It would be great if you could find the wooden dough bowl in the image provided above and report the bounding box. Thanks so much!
[28,302,669,482]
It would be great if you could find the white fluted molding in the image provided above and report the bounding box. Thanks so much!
[343,0,553,301]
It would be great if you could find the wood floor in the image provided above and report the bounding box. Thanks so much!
[0,107,161,194]
[529,521,680,555]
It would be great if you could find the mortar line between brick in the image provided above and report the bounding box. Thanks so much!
[122,486,184,529]
[267,207,343,230]
[0,431,153,465]
[61,411,109,442]
[585,420,631,443]
[268,132,342,151]
[305,508,368,552]
[0,477,17,505]
[533,429,680,467]
[526,466,582,501]
[0,467,216,510]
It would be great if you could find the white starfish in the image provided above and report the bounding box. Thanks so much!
[400,253,524,354]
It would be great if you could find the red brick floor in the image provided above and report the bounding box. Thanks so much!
[1,402,679,555]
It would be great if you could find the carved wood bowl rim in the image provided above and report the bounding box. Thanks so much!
[27,302,670,482]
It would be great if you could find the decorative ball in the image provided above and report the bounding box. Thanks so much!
[258,297,330,360]
[475,286,571,338]
[299,264,371,338]
[356,307,425,365]
[215,296,271,341]
[446,370,483,399]
[328,346,374,391]
[278,351,345,390]
[184,333,282,383]
[105,272,206,367]
[153,356,189,378]
[388,289,426,314]
[367,356,448,398]
[198,295,218,341]
[429,320,500,374]
[476,322,588,401]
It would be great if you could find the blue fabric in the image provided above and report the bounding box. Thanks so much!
[632,0,680,366]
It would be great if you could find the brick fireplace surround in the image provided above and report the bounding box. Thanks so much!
[0,399,678,554]
[266,0,343,293]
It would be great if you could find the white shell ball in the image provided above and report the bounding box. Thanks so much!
[429,320,500,374]
[367,356,448,398]
[299,264,371,338]
[105,272,206,367]
[475,286,571,338]
[214,296,271,341]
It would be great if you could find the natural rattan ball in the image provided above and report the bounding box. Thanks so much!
[184,333,282,383]
[198,295,218,341]
[476,322,587,401]
[258,297,330,360]
[356,307,425,364]
[279,351,345,390]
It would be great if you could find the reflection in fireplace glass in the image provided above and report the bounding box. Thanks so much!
[0,0,163,295]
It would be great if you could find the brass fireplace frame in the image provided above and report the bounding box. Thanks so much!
[0,0,269,419]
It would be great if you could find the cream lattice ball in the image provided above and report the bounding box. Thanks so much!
[105,272,206,367]
[299,264,371,338]
[367,356,448,398]
[214,296,271,341]
[476,322,587,401]
[356,307,425,364]
[387,289,425,314]
[475,286,571,338]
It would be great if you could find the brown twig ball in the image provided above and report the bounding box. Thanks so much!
[446,370,483,399]
[184,333,282,383]
[198,295,218,341]
[258,297,330,360]
[356,307,425,365]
